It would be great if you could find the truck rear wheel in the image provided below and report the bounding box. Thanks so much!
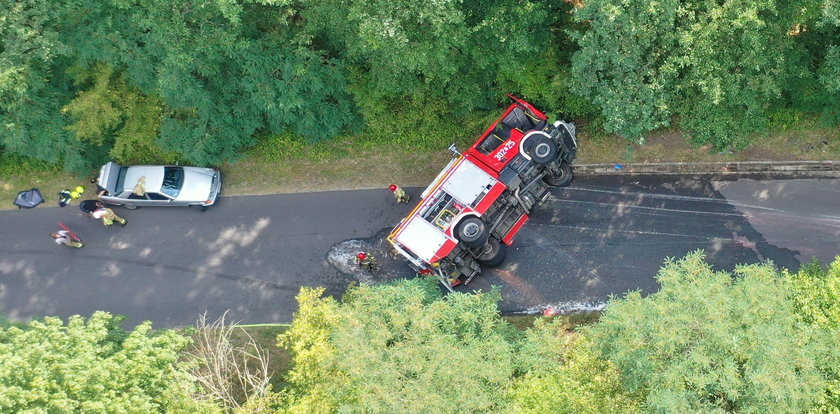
[544,162,573,187]
[477,238,507,267]
[455,217,488,248]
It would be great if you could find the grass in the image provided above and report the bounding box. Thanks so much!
[1,117,838,210]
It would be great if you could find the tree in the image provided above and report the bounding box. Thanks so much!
[0,311,219,413]
[60,0,359,166]
[675,0,807,149]
[570,0,838,148]
[0,0,89,171]
[508,318,642,414]
[279,279,518,413]
[62,63,174,165]
[787,257,840,413]
[298,0,555,122]
[570,0,680,142]
[586,251,833,413]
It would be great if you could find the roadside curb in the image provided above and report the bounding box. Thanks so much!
[574,160,840,176]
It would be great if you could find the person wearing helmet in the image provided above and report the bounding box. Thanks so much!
[51,229,84,248]
[389,184,410,204]
[356,252,378,271]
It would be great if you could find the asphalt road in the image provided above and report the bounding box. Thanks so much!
[1,175,838,328]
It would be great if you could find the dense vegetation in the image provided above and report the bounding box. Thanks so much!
[1,0,837,172]
[2,253,838,413]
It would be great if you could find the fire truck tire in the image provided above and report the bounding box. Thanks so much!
[455,217,488,248]
[528,136,559,164]
[544,162,573,187]
[477,238,507,267]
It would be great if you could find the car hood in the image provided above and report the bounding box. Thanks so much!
[176,167,215,202]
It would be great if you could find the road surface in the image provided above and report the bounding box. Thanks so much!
[1,175,838,327]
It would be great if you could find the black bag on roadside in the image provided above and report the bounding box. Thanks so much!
[13,188,44,209]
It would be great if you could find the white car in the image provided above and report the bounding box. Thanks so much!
[97,162,221,209]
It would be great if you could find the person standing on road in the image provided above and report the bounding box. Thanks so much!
[389,184,410,204]
[91,202,127,227]
[51,230,84,248]
[356,252,378,271]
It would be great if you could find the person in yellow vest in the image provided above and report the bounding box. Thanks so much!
[389,184,410,204]
[90,202,127,227]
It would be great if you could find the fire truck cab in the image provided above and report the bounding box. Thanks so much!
[388,95,577,291]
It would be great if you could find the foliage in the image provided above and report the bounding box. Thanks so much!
[0,311,219,413]
[0,0,87,171]
[788,257,840,329]
[63,64,176,165]
[570,0,680,143]
[279,279,518,413]
[787,257,840,413]
[586,251,833,413]
[298,0,558,135]
[276,287,344,414]
[570,0,840,149]
[508,318,642,414]
[61,0,360,166]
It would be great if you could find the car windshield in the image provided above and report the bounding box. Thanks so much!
[161,167,184,198]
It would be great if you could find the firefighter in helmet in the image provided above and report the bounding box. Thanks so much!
[389,184,410,204]
[356,252,378,271]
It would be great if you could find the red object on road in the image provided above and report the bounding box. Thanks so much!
[58,222,82,242]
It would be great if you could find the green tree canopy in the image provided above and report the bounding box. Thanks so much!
[571,0,840,148]
[0,311,219,413]
[0,0,86,170]
[586,251,835,413]
[279,279,519,413]
[787,257,840,413]
[508,318,642,414]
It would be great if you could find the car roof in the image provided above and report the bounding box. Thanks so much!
[123,166,165,193]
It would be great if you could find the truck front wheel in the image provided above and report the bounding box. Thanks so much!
[528,136,559,165]
[544,162,573,187]
[456,217,489,248]
[477,238,507,267]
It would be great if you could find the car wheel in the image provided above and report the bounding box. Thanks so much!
[528,136,559,165]
[477,238,507,267]
[455,217,488,248]
[544,162,573,187]
[190,205,208,211]
[124,203,138,210]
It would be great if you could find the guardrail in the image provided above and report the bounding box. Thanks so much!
[574,160,840,175]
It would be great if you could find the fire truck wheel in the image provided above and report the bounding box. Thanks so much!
[544,162,573,187]
[455,217,488,248]
[477,238,507,267]
[528,136,559,165]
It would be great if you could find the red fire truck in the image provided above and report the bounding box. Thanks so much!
[387,95,577,291]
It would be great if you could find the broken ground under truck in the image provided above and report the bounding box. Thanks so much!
[387,95,578,291]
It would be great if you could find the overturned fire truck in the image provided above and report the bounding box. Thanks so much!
[387,95,577,291]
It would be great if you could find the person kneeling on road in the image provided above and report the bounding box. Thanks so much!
[90,202,127,227]
[51,230,84,248]
[356,252,378,271]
